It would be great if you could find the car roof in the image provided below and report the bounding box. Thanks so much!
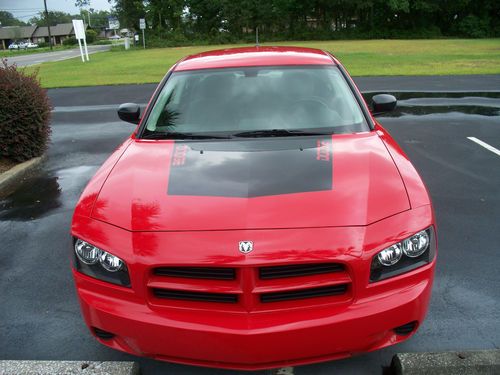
[174,46,337,72]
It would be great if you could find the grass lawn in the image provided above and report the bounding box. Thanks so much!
[26,39,500,88]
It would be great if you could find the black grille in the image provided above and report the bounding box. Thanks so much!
[154,266,235,280]
[92,327,115,340]
[259,263,344,279]
[394,321,417,335]
[152,288,238,303]
[260,284,348,303]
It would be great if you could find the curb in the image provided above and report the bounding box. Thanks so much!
[391,350,500,375]
[0,156,44,197]
[0,360,139,375]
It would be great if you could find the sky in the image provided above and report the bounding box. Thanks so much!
[1,0,113,20]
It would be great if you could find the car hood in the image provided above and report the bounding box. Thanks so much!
[92,133,410,231]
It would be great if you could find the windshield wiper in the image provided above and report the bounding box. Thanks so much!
[233,129,333,138]
[142,132,232,140]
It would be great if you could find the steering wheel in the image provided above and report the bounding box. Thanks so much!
[285,97,332,126]
[293,96,331,109]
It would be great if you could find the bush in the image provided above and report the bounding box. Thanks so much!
[0,59,51,162]
[85,29,97,43]
[63,36,78,46]
[37,41,48,48]
[455,15,490,38]
[92,39,113,45]
[146,30,190,48]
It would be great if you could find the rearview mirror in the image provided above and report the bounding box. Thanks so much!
[371,94,397,116]
[118,103,141,124]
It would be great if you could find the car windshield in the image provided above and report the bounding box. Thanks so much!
[142,66,368,139]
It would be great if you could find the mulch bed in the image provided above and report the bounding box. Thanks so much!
[0,158,17,174]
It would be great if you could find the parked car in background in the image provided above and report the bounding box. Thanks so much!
[71,46,437,370]
[26,42,39,49]
[8,43,19,50]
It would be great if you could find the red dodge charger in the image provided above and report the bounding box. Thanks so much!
[71,47,437,370]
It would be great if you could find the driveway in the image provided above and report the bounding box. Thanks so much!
[0,76,499,375]
[4,44,111,67]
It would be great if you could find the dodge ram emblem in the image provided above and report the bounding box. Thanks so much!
[239,241,253,254]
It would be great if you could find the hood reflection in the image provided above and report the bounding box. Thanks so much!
[363,91,500,117]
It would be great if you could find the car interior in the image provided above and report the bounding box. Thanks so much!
[147,66,368,135]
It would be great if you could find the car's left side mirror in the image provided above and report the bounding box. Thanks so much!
[118,103,141,124]
[371,94,397,116]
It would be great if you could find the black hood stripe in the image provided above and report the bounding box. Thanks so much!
[167,137,333,198]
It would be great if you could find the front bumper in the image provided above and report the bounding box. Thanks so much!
[76,266,433,370]
[72,205,436,370]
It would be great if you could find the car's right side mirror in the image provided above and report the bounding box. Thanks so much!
[371,94,397,116]
[118,103,141,124]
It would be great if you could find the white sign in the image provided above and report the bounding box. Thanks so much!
[134,34,139,41]
[108,17,120,30]
[140,19,146,49]
[72,19,86,40]
[72,19,89,62]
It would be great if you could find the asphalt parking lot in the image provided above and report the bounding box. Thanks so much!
[1,76,499,375]
[4,45,111,67]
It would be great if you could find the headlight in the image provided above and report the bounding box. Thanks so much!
[73,238,130,287]
[75,239,102,265]
[401,230,429,258]
[99,252,124,272]
[377,244,402,266]
[370,227,435,282]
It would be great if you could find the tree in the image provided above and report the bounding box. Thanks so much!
[29,11,77,26]
[0,11,27,26]
[146,0,185,31]
[185,0,224,35]
[108,0,499,43]
[113,0,146,29]
[75,0,91,6]
[87,9,114,28]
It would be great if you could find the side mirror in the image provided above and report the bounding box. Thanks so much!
[118,103,141,124]
[371,94,397,116]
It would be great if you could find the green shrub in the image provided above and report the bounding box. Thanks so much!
[455,15,490,38]
[85,29,97,43]
[0,59,51,162]
[63,36,78,46]
[146,30,190,48]
[37,41,48,48]
[92,39,113,45]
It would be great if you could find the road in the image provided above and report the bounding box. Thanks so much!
[1,76,499,375]
[4,44,111,67]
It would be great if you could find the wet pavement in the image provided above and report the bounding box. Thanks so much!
[1,78,500,375]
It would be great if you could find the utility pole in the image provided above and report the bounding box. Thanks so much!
[43,0,53,50]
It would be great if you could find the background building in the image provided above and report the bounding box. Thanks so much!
[0,25,37,49]
[0,23,86,49]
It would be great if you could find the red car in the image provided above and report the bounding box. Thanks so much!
[71,46,437,370]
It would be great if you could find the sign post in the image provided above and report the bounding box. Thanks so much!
[72,19,89,62]
[139,18,146,49]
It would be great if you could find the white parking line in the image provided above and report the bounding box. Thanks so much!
[467,137,500,156]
